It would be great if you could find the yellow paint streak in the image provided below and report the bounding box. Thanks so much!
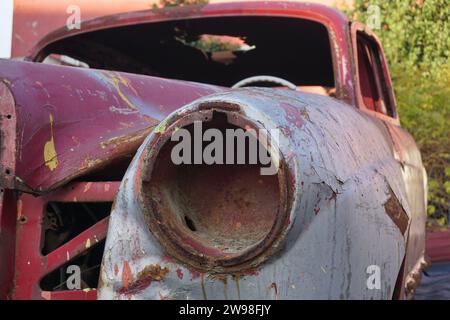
[154,118,168,134]
[105,72,138,111]
[43,114,58,171]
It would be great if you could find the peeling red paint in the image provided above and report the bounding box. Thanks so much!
[190,270,201,280]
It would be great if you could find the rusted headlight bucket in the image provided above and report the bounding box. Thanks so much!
[139,103,291,272]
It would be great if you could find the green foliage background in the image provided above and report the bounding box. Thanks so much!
[347,0,449,226]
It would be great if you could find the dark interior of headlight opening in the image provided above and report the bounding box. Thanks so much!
[144,111,281,254]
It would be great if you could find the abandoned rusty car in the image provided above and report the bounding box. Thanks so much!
[0,1,427,300]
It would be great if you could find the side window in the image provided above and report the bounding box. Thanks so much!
[356,32,394,116]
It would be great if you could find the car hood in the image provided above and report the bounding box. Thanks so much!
[0,59,225,193]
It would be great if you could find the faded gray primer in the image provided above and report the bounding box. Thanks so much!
[98,88,413,299]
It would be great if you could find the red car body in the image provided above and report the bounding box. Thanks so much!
[0,2,427,299]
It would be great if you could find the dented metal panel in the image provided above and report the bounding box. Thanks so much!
[99,88,417,299]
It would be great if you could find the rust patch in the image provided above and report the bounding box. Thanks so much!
[100,127,153,149]
[210,273,228,283]
[137,264,169,282]
[405,256,429,299]
[140,107,291,273]
[384,188,409,235]
[299,108,310,121]
[201,274,207,299]
[269,282,279,300]
[118,264,169,295]
[198,101,242,112]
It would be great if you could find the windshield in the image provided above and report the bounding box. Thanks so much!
[38,16,335,89]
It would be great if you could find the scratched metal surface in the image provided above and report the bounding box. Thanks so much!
[98,88,423,299]
[0,59,224,192]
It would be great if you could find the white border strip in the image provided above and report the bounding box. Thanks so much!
[0,0,14,58]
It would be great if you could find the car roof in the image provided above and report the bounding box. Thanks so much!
[27,1,349,60]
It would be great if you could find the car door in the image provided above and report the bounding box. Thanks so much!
[351,22,428,298]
